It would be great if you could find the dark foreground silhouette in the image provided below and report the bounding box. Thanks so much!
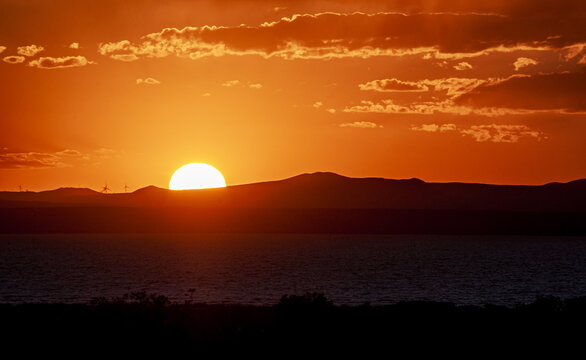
[1,293,585,356]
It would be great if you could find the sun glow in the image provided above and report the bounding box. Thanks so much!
[169,163,227,190]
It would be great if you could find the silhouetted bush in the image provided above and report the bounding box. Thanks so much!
[277,292,334,311]
[90,291,170,307]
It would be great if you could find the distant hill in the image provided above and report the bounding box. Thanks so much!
[1,172,586,211]
[1,173,585,234]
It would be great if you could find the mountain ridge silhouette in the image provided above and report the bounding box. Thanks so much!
[1,172,585,234]
[1,172,586,211]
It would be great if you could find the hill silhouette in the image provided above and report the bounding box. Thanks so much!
[1,172,586,211]
[1,172,585,234]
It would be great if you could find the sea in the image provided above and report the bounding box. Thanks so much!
[1,233,586,306]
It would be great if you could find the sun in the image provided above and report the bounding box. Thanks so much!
[169,163,227,190]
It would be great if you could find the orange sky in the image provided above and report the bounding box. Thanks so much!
[1,0,586,191]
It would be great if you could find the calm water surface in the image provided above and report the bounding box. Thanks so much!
[1,234,586,305]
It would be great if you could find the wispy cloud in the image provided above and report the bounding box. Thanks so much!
[3,56,26,64]
[359,77,485,97]
[0,148,119,169]
[28,56,95,69]
[410,123,546,143]
[359,78,429,92]
[17,44,44,57]
[455,71,586,113]
[98,10,586,62]
[340,121,383,129]
[222,80,241,87]
[221,80,263,89]
[513,57,538,71]
[352,72,586,116]
[453,62,473,71]
[136,77,161,85]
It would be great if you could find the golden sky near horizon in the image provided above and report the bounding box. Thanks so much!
[1,0,586,191]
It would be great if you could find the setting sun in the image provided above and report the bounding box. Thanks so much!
[169,163,226,190]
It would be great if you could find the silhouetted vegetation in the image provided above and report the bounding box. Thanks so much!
[1,293,585,356]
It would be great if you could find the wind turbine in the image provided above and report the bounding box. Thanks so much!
[101,182,111,193]
[124,184,129,193]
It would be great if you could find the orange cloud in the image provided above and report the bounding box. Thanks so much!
[513,57,538,71]
[410,124,440,132]
[0,149,84,169]
[455,71,586,112]
[110,54,139,62]
[352,72,586,116]
[410,123,546,143]
[453,62,473,70]
[222,80,241,87]
[344,99,525,117]
[28,56,95,69]
[3,56,26,64]
[461,125,546,143]
[98,11,586,62]
[136,77,161,85]
[221,80,262,89]
[69,42,80,49]
[0,46,6,54]
[339,121,383,128]
[17,44,44,57]
[359,78,429,92]
[411,124,457,132]
[0,148,118,169]
[359,77,486,97]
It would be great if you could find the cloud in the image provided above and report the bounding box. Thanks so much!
[461,125,546,143]
[438,123,457,132]
[455,71,586,112]
[0,149,84,169]
[97,10,586,62]
[17,44,44,57]
[3,56,26,64]
[514,57,538,71]
[201,92,211,97]
[0,148,118,169]
[352,72,586,116]
[222,80,241,87]
[454,62,473,70]
[221,80,262,89]
[327,108,336,114]
[0,46,6,54]
[340,121,383,128]
[410,124,439,132]
[313,101,323,108]
[28,56,95,69]
[344,99,527,117]
[69,42,80,49]
[136,77,161,85]
[110,54,139,62]
[410,123,546,143]
[359,78,429,92]
[359,77,486,97]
